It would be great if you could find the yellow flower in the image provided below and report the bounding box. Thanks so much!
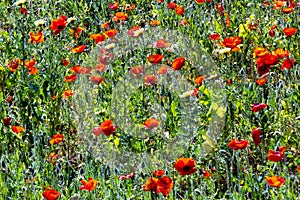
[15,0,26,6]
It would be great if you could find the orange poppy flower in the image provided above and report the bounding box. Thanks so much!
[157,65,168,75]
[8,58,22,72]
[253,47,269,58]
[298,166,300,173]
[90,75,103,84]
[172,57,185,70]
[143,118,161,130]
[209,33,220,41]
[49,133,64,145]
[93,120,117,136]
[43,188,60,200]
[152,39,170,48]
[104,29,118,37]
[265,176,285,188]
[144,74,157,86]
[282,6,293,14]
[50,15,68,35]
[174,157,197,175]
[251,103,267,112]
[61,58,70,66]
[256,77,267,85]
[228,138,249,150]
[130,65,144,79]
[175,6,184,15]
[90,33,107,44]
[112,12,128,22]
[147,54,164,65]
[80,178,98,191]
[194,75,205,85]
[142,177,159,193]
[255,54,278,74]
[29,32,44,43]
[252,127,261,146]
[28,67,38,75]
[152,169,165,177]
[94,63,106,73]
[49,152,57,165]
[203,170,210,178]
[70,65,83,73]
[281,58,294,70]
[283,27,297,37]
[65,74,76,82]
[101,22,110,29]
[12,126,25,133]
[156,176,173,196]
[71,45,86,53]
[268,146,285,162]
[272,48,290,59]
[73,26,86,38]
[62,89,74,98]
[150,20,160,26]
[225,18,231,28]
[222,36,242,49]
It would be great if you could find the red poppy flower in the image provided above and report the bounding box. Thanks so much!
[194,75,205,85]
[222,36,242,49]
[73,26,86,38]
[251,103,267,112]
[268,146,285,162]
[62,89,74,98]
[281,58,294,70]
[95,63,106,73]
[130,66,144,79]
[61,58,70,66]
[3,117,11,126]
[174,157,197,175]
[49,152,57,165]
[104,29,118,37]
[12,126,25,133]
[70,65,83,73]
[90,33,107,44]
[152,39,170,48]
[298,166,300,173]
[209,33,220,41]
[157,65,168,75]
[65,74,76,82]
[156,176,173,196]
[152,169,165,177]
[282,6,293,14]
[43,188,60,200]
[147,54,164,65]
[49,133,64,145]
[144,74,157,86]
[253,47,269,58]
[142,177,159,193]
[172,57,185,70]
[143,118,161,130]
[228,138,249,150]
[93,120,117,136]
[29,32,44,43]
[80,178,98,191]
[175,6,184,15]
[71,45,85,53]
[167,2,178,9]
[252,127,261,146]
[195,0,205,4]
[118,172,134,180]
[203,170,210,178]
[266,176,285,188]
[50,15,68,35]
[90,76,103,84]
[109,2,119,10]
[256,77,267,85]
[283,27,297,37]
[8,58,22,72]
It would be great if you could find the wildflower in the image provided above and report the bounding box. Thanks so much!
[228,138,249,150]
[150,20,160,26]
[128,26,144,38]
[7,58,22,72]
[144,74,157,86]
[283,27,297,37]
[65,74,76,82]
[104,29,118,37]
[175,6,184,15]
[174,157,197,175]
[152,169,165,177]
[256,77,267,85]
[268,146,285,162]
[71,45,85,53]
[12,126,25,134]
[251,103,267,112]
[20,7,28,15]
[90,76,103,84]
[266,176,285,188]
[272,48,290,59]
[222,36,242,49]
[62,89,74,98]
[49,133,64,145]
[253,47,269,58]
[157,65,168,75]
[49,152,57,165]
[109,2,119,10]
[152,39,170,48]
[73,26,86,38]
[281,58,294,70]
[61,58,70,66]
[194,75,205,85]
[80,178,98,191]
[255,54,278,75]
[29,32,44,43]
[15,0,26,6]
[147,54,164,65]
[130,66,144,79]
[142,177,159,193]
[95,63,106,73]
[34,19,46,26]
[298,166,300,173]
[172,57,185,70]
[43,188,60,200]
[179,19,188,26]
[167,2,177,9]
[112,12,128,23]
[93,120,117,136]
[124,3,135,11]
[282,6,293,14]
[203,170,210,178]
[118,172,134,180]
[50,15,68,35]
[252,127,261,146]
[67,17,77,23]
[209,33,220,41]
[3,117,11,126]
[195,0,205,4]
[143,118,161,130]
[156,176,173,196]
